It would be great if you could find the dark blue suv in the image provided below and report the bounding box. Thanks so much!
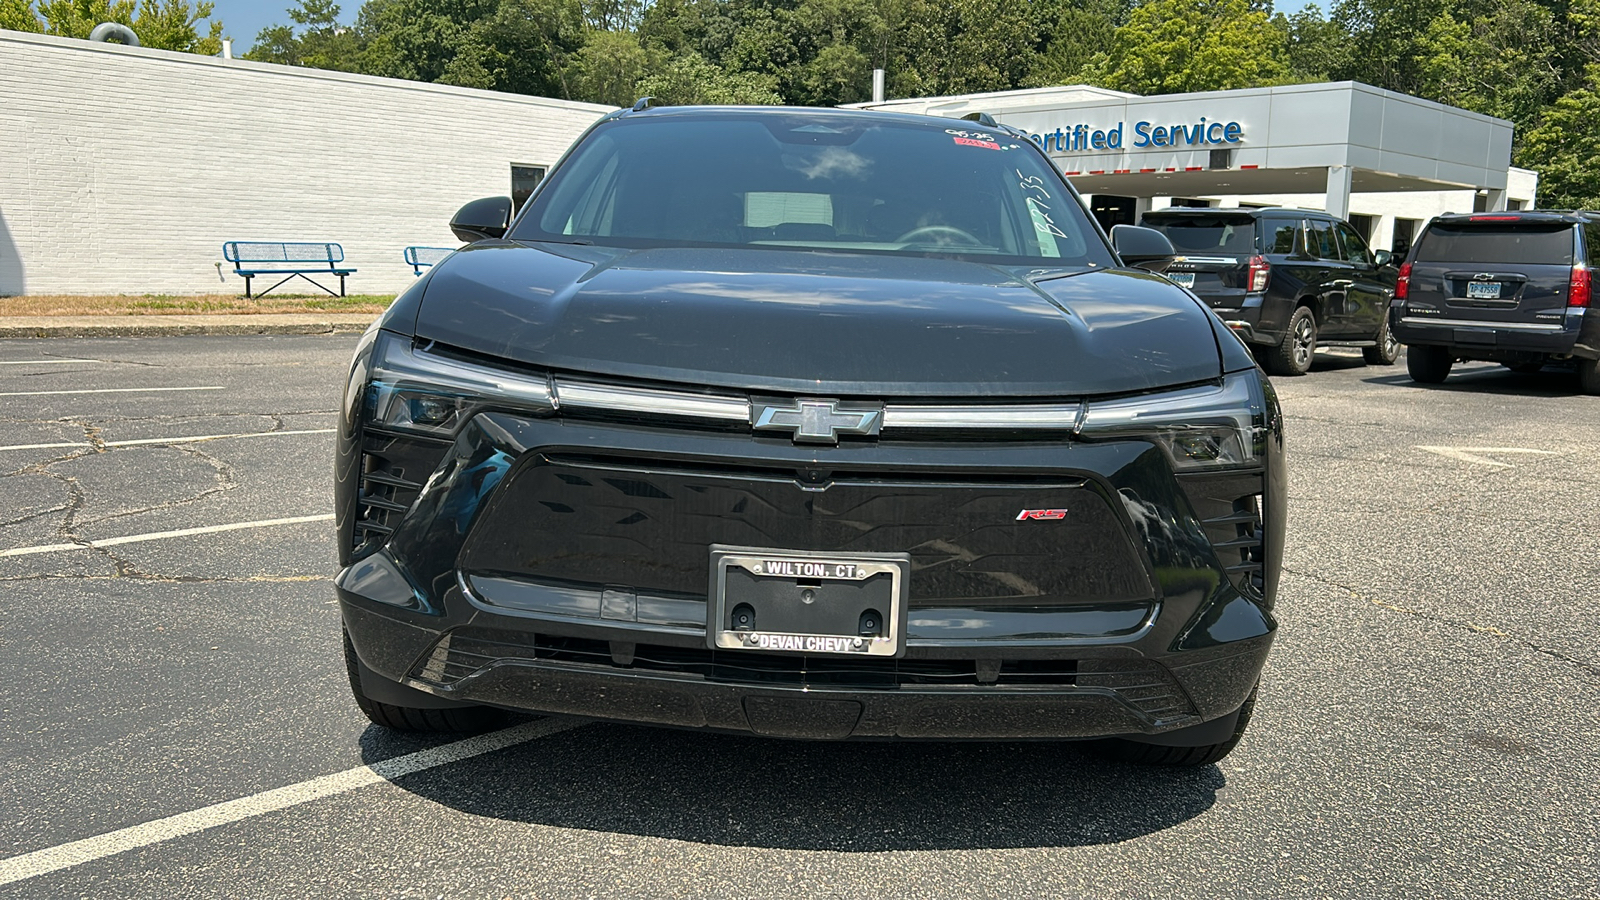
[1390,211,1599,393]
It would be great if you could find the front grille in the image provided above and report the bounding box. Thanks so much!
[353,432,449,553]
[407,628,1194,718]
[459,454,1153,606]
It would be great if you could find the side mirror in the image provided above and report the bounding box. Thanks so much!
[450,196,513,243]
[1373,249,1394,268]
[1110,224,1176,274]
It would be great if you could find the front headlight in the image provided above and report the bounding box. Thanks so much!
[1077,370,1267,470]
[362,331,555,436]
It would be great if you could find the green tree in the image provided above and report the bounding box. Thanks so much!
[1517,66,1600,208]
[1278,4,1348,83]
[1,0,45,31]
[1029,0,1126,87]
[33,0,225,53]
[1083,0,1291,94]
[356,0,581,96]
[635,50,782,104]
[887,0,1045,98]
[246,0,362,70]
[562,28,654,105]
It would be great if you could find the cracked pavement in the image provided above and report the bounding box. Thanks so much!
[0,337,1596,899]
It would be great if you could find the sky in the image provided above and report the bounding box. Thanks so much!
[204,1,358,52]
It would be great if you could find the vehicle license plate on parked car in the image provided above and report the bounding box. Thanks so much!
[708,546,909,657]
[1466,281,1502,299]
[1168,272,1196,288]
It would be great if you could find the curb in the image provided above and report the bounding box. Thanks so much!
[0,315,378,338]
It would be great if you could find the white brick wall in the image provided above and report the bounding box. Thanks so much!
[0,31,614,296]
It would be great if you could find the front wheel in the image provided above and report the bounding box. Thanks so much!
[1363,316,1401,365]
[1264,306,1317,376]
[1406,344,1454,384]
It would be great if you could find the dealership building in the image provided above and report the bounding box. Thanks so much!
[857,83,1536,257]
[0,30,1536,296]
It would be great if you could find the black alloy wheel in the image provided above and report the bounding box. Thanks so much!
[1406,344,1454,384]
[1266,306,1317,376]
[1363,316,1401,365]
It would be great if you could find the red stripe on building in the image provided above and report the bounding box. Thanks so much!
[1185,166,1203,171]
[1140,168,1157,173]
[1241,164,1260,169]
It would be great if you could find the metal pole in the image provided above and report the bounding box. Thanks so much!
[872,69,885,104]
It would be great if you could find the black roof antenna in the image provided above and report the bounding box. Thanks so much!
[960,111,998,127]
[631,97,660,112]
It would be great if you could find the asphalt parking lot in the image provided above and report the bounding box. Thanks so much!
[0,334,1596,899]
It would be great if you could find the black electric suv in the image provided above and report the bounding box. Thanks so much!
[335,106,1285,766]
[1389,210,1599,392]
[1142,207,1401,376]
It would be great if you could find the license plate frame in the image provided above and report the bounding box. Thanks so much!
[1466,281,1502,300]
[707,545,910,657]
[1168,272,1196,289]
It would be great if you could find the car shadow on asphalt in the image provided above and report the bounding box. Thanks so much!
[1359,364,1582,396]
[363,718,1225,851]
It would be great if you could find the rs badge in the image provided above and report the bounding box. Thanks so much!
[1016,508,1068,521]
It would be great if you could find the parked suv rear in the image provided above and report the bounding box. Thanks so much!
[1143,208,1400,376]
[1390,211,1599,393]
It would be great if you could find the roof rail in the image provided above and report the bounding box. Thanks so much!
[631,97,661,112]
[960,111,998,127]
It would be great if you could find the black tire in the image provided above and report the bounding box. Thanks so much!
[1406,344,1454,384]
[343,632,502,733]
[1578,357,1600,395]
[1264,306,1317,376]
[1362,315,1401,365]
[1087,687,1257,767]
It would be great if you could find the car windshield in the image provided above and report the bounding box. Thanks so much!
[1414,222,1575,265]
[512,111,1113,267]
[1142,215,1257,255]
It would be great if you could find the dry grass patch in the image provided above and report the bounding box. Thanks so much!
[0,293,395,317]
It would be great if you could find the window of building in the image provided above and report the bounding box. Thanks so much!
[511,164,547,213]
[1347,214,1374,239]
[1507,199,1526,211]
[1392,218,1420,258]
[1168,198,1213,208]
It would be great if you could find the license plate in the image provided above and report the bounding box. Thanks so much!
[1168,272,1195,288]
[1466,281,1501,300]
[707,546,909,657]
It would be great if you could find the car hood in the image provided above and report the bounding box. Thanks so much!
[411,242,1222,397]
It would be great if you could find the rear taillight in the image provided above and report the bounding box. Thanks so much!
[1396,262,1412,300]
[1247,255,1270,292]
[1571,264,1591,308]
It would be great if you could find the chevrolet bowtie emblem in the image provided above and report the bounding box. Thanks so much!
[751,398,883,444]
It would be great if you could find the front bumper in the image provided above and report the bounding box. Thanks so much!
[336,398,1282,740]
[341,595,1271,739]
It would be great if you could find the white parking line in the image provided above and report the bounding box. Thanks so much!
[0,359,94,365]
[0,386,223,398]
[0,514,335,558]
[0,429,335,453]
[0,717,583,887]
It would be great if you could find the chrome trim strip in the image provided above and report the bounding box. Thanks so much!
[553,379,751,421]
[1399,316,1566,332]
[882,402,1084,430]
[1176,256,1238,265]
